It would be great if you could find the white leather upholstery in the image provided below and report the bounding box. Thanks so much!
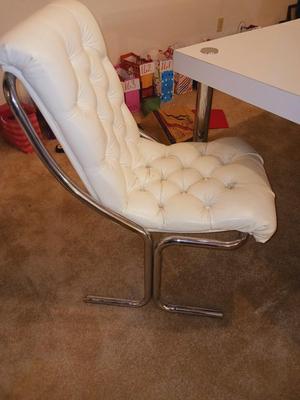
[0,0,276,242]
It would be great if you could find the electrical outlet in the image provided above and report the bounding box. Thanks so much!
[217,17,224,32]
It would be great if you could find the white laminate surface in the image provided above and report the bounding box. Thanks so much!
[174,20,300,124]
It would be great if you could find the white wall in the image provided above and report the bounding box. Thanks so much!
[0,0,291,103]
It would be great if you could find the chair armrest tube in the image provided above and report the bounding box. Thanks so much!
[138,127,159,142]
[2,72,149,239]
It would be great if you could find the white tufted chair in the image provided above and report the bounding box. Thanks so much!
[0,0,276,317]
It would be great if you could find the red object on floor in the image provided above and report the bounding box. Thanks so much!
[153,106,229,143]
[209,109,229,129]
[0,103,42,153]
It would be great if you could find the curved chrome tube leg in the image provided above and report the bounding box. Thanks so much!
[153,233,248,318]
[84,235,153,308]
[3,72,154,310]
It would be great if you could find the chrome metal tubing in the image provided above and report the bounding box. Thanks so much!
[3,72,153,309]
[84,237,153,307]
[3,71,250,317]
[139,129,157,142]
[194,83,214,142]
[153,232,249,317]
[3,74,144,236]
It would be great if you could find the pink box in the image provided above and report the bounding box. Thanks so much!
[122,78,141,113]
[115,64,141,113]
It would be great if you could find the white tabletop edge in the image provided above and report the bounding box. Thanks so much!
[174,51,300,124]
[173,21,300,124]
[174,20,300,97]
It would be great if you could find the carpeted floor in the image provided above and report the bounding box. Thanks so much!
[0,91,299,400]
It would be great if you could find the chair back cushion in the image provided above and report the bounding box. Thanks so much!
[0,0,141,211]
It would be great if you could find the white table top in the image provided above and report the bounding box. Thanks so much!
[174,20,300,124]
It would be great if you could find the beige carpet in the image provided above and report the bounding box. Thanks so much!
[0,91,299,400]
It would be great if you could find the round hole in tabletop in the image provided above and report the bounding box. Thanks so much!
[200,47,219,55]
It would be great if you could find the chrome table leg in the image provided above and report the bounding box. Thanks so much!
[194,83,214,142]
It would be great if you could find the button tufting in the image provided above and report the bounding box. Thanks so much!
[226,182,236,189]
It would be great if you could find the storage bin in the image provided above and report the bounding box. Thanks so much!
[0,103,42,153]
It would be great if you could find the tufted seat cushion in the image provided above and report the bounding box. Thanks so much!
[127,137,276,242]
[0,0,276,243]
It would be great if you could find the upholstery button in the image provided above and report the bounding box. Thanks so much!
[226,182,236,189]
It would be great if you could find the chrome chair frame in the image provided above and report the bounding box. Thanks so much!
[3,72,248,318]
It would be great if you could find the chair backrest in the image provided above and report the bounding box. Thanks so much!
[0,0,142,211]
